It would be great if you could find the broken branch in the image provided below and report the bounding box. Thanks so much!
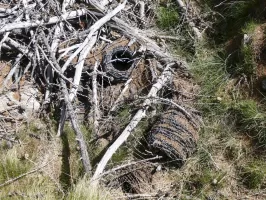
[91,63,175,184]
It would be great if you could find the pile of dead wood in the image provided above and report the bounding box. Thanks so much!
[0,0,202,195]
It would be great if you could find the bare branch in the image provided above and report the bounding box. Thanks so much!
[91,63,176,184]
[61,0,127,72]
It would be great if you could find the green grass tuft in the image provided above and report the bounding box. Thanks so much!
[240,45,256,76]
[156,6,179,30]
[0,150,31,183]
[230,100,266,147]
[238,160,266,189]
[66,178,113,200]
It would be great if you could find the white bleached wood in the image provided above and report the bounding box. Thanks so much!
[83,0,173,60]
[47,0,76,105]
[4,37,33,58]
[61,0,127,72]
[57,33,98,136]
[86,0,109,12]
[92,61,100,135]
[139,1,145,20]
[0,14,23,55]
[2,53,23,89]
[111,18,173,61]
[91,63,175,184]
[58,43,81,54]
[51,0,75,56]
[41,36,92,173]
[0,9,88,34]
[58,34,97,136]
[69,34,97,101]
[92,156,161,182]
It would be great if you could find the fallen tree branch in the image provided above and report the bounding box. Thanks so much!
[139,1,145,22]
[69,34,98,101]
[57,32,98,136]
[45,0,76,108]
[0,9,89,34]
[91,155,162,182]
[91,63,175,184]
[92,61,100,136]
[88,0,109,12]
[4,37,33,58]
[57,1,127,136]
[61,79,92,173]
[110,18,187,65]
[61,0,127,72]
[41,35,92,173]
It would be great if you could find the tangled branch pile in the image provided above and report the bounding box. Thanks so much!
[0,0,201,195]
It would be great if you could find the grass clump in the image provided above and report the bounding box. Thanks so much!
[66,178,113,200]
[238,44,256,76]
[242,20,259,34]
[0,149,31,183]
[222,20,258,78]
[185,169,225,196]
[156,6,179,30]
[238,160,266,189]
[111,146,131,165]
[191,46,231,118]
[223,138,244,161]
[230,100,266,147]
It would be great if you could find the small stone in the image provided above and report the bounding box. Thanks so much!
[212,179,218,185]
[24,153,29,159]
[243,34,251,45]
[217,97,222,101]
[156,165,162,172]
